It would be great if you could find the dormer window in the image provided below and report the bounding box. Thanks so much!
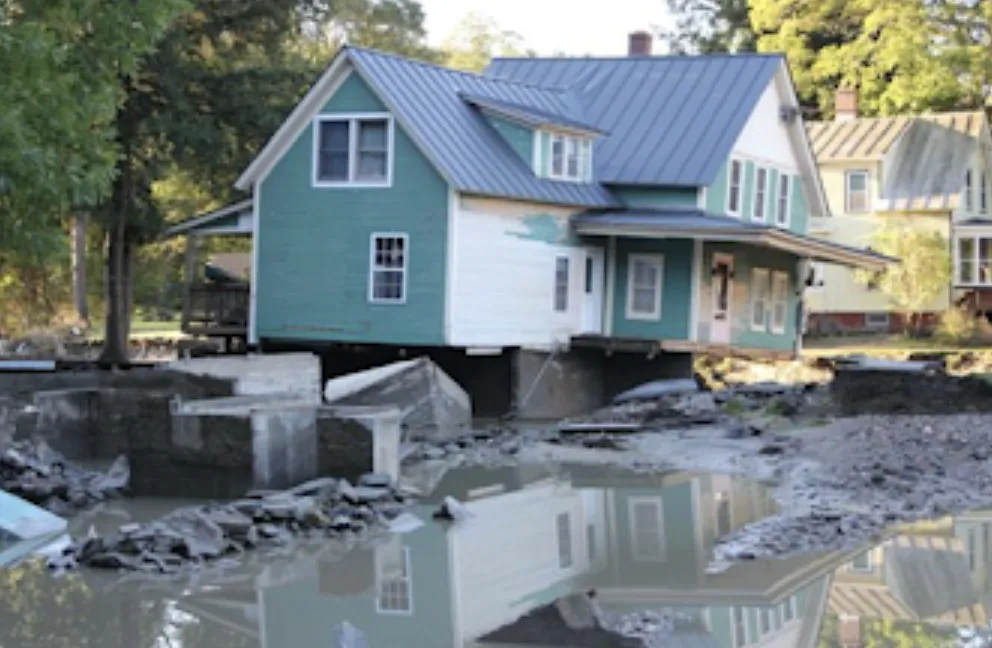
[547,133,592,182]
[313,114,393,187]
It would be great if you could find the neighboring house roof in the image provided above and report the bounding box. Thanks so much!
[807,112,986,161]
[485,54,783,186]
[807,111,990,213]
[459,92,607,136]
[572,208,894,270]
[164,199,253,238]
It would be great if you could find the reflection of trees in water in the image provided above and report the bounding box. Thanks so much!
[818,615,958,648]
[0,561,255,648]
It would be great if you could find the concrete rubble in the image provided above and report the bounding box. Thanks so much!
[0,439,129,515]
[324,357,471,442]
[46,472,412,573]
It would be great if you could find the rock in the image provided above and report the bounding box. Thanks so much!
[345,486,391,504]
[357,472,392,488]
[332,621,369,648]
[424,447,446,460]
[287,477,338,498]
[757,444,785,456]
[433,496,472,523]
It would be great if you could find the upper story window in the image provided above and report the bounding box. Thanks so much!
[753,167,769,221]
[314,114,393,187]
[726,159,743,216]
[966,169,974,211]
[548,133,592,182]
[776,175,791,227]
[845,170,870,213]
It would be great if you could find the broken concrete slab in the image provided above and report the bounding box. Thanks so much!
[0,486,68,567]
[167,352,322,401]
[324,357,471,442]
[612,378,699,403]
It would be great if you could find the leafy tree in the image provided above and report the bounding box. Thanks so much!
[442,12,528,73]
[855,223,951,334]
[661,0,757,54]
[750,0,991,117]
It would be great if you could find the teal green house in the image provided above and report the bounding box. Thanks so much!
[216,33,889,415]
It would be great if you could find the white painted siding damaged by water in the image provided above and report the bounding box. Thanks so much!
[447,196,586,349]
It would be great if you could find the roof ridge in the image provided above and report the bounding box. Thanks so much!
[492,52,785,63]
[345,45,569,95]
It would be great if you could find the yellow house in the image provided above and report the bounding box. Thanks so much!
[804,90,992,333]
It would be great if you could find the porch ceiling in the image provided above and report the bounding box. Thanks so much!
[573,208,895,271]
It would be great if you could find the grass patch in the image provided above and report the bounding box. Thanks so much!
[87,319,184,341]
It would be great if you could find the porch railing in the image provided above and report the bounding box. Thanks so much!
[182,283,249,337]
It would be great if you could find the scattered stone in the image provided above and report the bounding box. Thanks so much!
[332,621,369,648]
[433,496,472,523]
[0,439,129,514]
[357,472,392,488]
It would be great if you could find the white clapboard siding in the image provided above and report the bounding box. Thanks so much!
[448,197,585,348]
[731,72,800,174]
[450,481,589,643]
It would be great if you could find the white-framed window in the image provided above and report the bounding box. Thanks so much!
[313,114,393,187]
[626,254,664,320]
[369,233,408,304]
[966,169,974,211]
[376,545,413,615]
[770,271,789,334]
[982,171,988,213]
[750,268,770,331]
[727,158,743,216]
[759,607,775,635]
[845,170,870,213]
[776,174,791,227]
[780,595,798,623]
[865,312,890,329]
[753,167,769,221]
[556,512,573,569]
[586,523,597,562]
[554,256,569,312]
[715,491,732,537]
[960,237,977,283]
[628,497,666,562]
[849,550,874,573]
[548,133,592,182]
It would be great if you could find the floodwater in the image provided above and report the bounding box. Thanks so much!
[2,463,991,647]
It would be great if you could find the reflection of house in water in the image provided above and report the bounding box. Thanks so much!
[827,517,989,645]
[249,465,845,647]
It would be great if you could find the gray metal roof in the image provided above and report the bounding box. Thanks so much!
[573,208,895,265]
[459,92,607,135]
[485,55,783,186]
[347,47,618,207]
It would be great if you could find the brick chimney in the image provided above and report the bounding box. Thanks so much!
[835,88,859,121]
[628,31,653,56]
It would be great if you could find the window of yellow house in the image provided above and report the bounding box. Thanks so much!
[845,170,870,213]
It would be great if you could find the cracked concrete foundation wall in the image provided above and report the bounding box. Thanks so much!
[166,353,321,401]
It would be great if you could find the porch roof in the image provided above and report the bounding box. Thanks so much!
[164,199,253,238]
[572,208,895,271]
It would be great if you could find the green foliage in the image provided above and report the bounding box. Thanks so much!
[935,307,979,344]
[442,12,529,73]
[750,0,992,117]
[662,0,757,54]
[854,224,951,330]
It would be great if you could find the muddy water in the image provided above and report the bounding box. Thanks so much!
[1,464,990,647]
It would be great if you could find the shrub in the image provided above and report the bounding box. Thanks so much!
[935,308,980,345]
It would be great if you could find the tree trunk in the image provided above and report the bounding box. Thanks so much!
[98,214,128,365]
[71,214,89,324]
[122,237,136,345]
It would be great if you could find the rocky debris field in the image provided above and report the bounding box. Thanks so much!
[712,413,992,564]
[1,440,129,514]
[47,472,413,573]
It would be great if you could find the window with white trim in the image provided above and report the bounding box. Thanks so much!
[556,512,573,569]
[960,237,977,283]
[845,170,870,213]
[781,595,798,623]
[982,171,988,213]
[776,174,791,227]
[753,167,769,221]
[865,312,890,329]
[750,268,770,330]
[586,523,597,562]
[770,271,789,334]
[715,491,731,537]
[966,169,974,211]
[554,256,569,312]
[626,254,664,320]
[369,234,407,303]
[731,607,746,647]
[759,607,775,635]
[727,159,743,216]
[629,497,666,562]
[376,545,412,614]
[548,133,593,182]
[314,115,392,186]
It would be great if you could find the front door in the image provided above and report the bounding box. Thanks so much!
[710,254,734,344]
[581,247,605,334]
